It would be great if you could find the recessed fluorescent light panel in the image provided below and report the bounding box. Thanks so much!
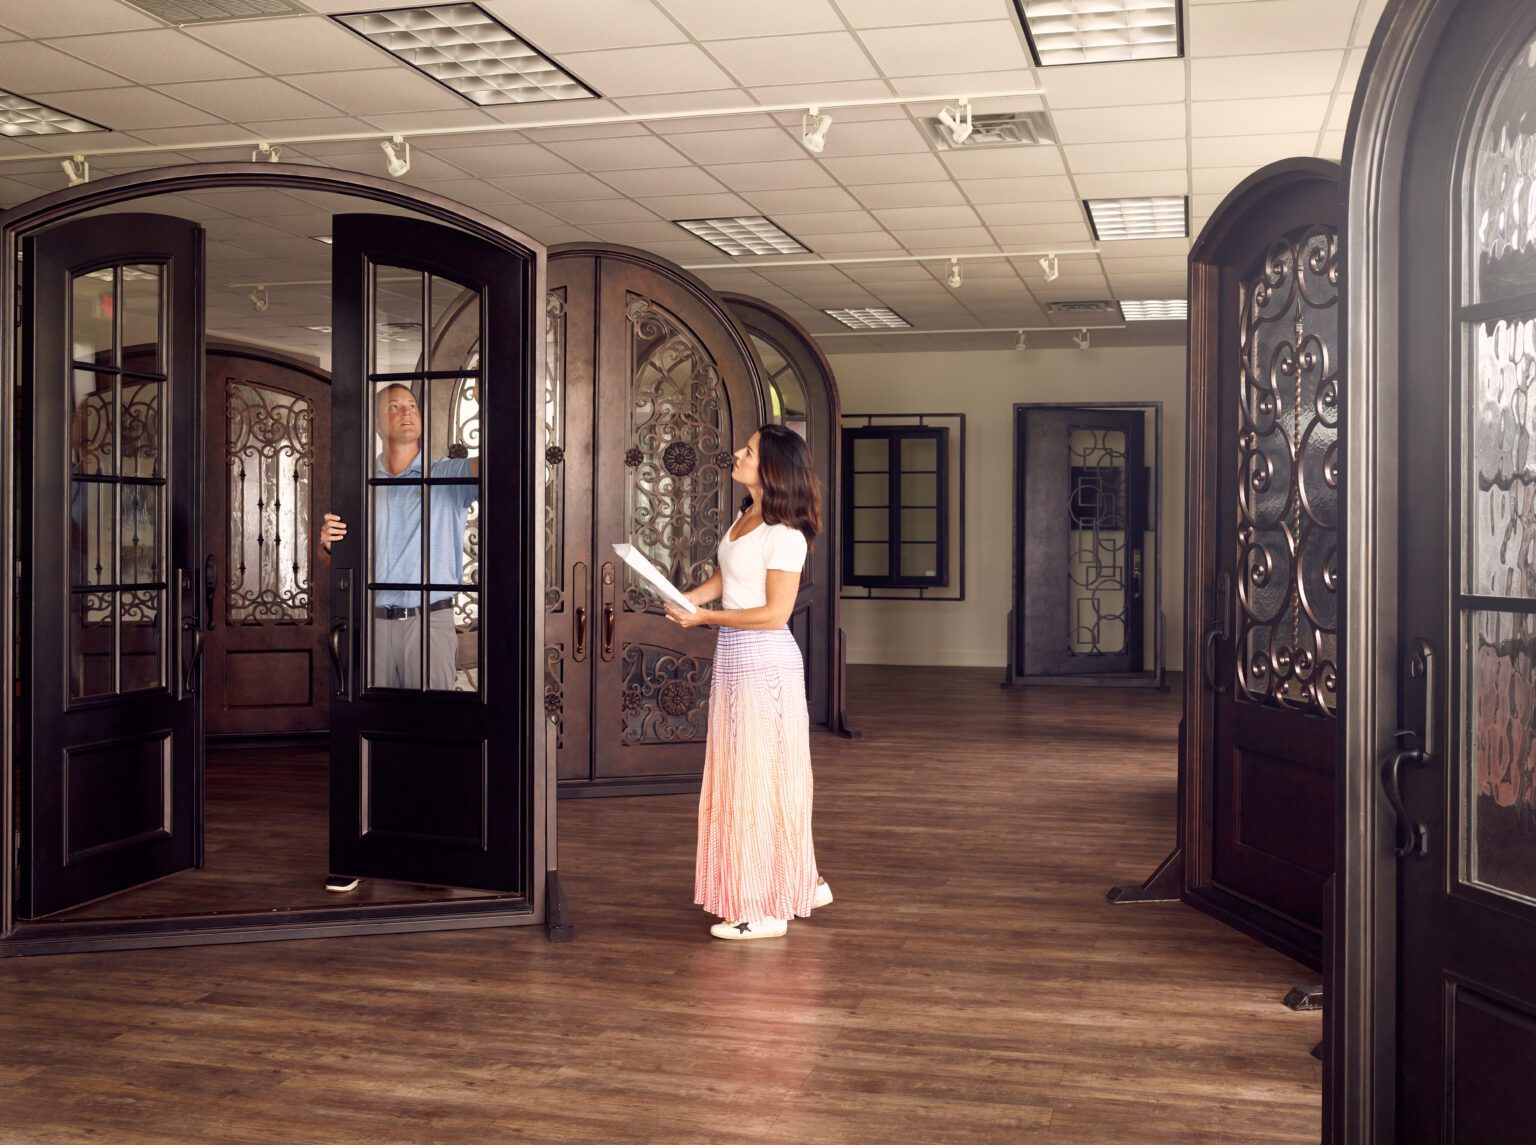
[823,308,911,330]
[1014,1,1183,67]
[1084,196,1189,240]
[1119,299,1188,321]
[333,3,598,106]
[0,91,105,136]
[674,217,809,257]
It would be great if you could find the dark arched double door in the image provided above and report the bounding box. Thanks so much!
[545,247,765,796]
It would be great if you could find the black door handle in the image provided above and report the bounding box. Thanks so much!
[1381,638,1435,860]
[204,553,216,628]
[328,620,349,697]
[182,619,204,694]
[1203,569,1232,695]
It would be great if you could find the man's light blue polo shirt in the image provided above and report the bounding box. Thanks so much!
[373,451,477,606]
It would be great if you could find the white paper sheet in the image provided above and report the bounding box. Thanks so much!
[611,543,698,614]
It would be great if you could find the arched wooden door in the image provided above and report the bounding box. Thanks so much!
[721,293,855,738]
[196,345,331,739]
[547,246,765,797]
[1342,0,1536,1137]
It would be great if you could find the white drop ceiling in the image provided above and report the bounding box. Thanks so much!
[0,0,1389,356]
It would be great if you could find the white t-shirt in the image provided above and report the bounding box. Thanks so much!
[719,513,809,610]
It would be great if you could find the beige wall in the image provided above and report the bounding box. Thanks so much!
[826,345,1188,671]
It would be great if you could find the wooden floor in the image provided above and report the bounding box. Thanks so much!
[0,667,1321,1144]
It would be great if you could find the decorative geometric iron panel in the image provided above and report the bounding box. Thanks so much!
[1067,427,1128,656]
[620,643,711,746]
[225,381,313,625]
[623,294,731,613]
[1235,224,1341,715]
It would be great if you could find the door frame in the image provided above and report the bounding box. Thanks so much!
[1004,400,1166,689]
[1338,0,1462,1139]
[0,162,563,955]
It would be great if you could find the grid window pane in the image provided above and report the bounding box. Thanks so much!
[901,472,938,508]
[374,267,424,373]
[70,591,115,699]
[900,543,939,578]
[854,507,888,542]
[72,371,114,476]
[901,435,937,471]
[430,276,479,373]
[72,269,114,365]
[120,484,160,585]
[71,481,114,587]
[120,380,162,479]
[121,264,162,370]
[120,589,164,693]
[854,542,888,577]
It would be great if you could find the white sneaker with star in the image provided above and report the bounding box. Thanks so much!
[812,879,833,910]
[710,917,788,940]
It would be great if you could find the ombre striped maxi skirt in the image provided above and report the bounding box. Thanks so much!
[694,625,820,923]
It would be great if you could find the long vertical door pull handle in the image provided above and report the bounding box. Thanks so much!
[600,561,617,661]
[1381,638,1435,860]
[204,553,217,628]
[1202,570,1233,695]
[328,621,349,697]
[573,561,589,662]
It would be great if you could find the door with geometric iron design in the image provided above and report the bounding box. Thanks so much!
[548,247,763,796]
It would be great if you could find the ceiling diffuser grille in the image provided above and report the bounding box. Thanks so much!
[124,0,310,23]
[1047,300,1120,315]
[923,111,1054,150]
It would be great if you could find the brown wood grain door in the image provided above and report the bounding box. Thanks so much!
[201,347,330,738]
[550,248,764,795]
[722,294,845,733]
[1203,176,1340,964]
[20,213,203,918]
[1389,1,1536,1136]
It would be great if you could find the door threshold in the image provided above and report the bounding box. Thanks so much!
[2,893,534,957]
[1007,672,1166,689]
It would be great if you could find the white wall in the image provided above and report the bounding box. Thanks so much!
[827,346,1188,671]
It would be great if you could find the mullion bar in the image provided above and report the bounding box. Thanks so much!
[419,277,431,691]
[1460,294,1536,324]
[111,265,123,695]
[1459,593,1536,614]
[886,429,901,578]
[367,370,479,383]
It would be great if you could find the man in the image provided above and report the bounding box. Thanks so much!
[318,382,479,892]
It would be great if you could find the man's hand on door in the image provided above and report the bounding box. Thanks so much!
[320,512,348,553]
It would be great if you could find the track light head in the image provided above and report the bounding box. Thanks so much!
[61,155,89,186]
[1074,328,1091,352]
[254,142,282,163]
[381,135,411,178]
[946,257,963,290]
[801,107,833,154]
[249,284,269,314]
[1014,329,1028,352]
[1039,253,1059,283]
[937,97,973,146]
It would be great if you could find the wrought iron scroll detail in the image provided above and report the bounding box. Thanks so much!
[623,294,730,613]
[1066,427,1129,657]
[545,643,565,748]
[620,643,712,745]
[225,380,313,625]
[1235,225,1341,716]
[545,289,567,611]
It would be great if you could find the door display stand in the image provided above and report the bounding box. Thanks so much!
[0,162,561,956]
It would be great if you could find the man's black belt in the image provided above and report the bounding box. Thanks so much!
[373,599,456,620]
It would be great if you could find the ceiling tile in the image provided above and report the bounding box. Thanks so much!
[489,172,622,201]
[811,118,932,157]
[856,21,1031,76]
[1064,140,1188,174]
[281,68,466,116]
[988,221,1094,245]
[479,0,690,53]
[706,32,879,87]
[157,77,343,122]
[1053,103,1186,145]
[1193,96,1331,138]
[1318,130,1347,158]
[768,210,883,234]
[1191,51,1345,100]
[1338,48,1369,94]
[743,187,863,213]
[804,231,904,252]
[744,78,894,105]
[408,178,520,206]
[961,175,1077,203]
[0,41,135,92]
[1326,98,1352,133]
[939,147,1065,180]
[612,89,760,117]
[850,181,967,209]
[889,72,1042,99]
[33,86,214,130]
[545,135,691,171]
[1190,132,1321,168]
[665,127,806,165]
[184,15,389,74]
[1073,170,1188,198]
[1191,165,1263,196]
[543,198,660,223]
[976,200,1088,226]
[637,192,756,216]
[557,44,735,97]
[361,109,504,134]
[887,225,996,248]
[1190,0,1356,56]
[706,160,835,191]
[597,166,728,196]
[52,29,260,84]
[1037,59,1185,109]
[819,152,950,185]
[430,143,575,177]
[871,205,981,230]
[0,0,158,36]
[664,0,844,38]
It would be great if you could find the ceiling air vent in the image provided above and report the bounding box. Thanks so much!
[123,0,310,24]
[923,111,1054,150]
[1047,300,1120,316]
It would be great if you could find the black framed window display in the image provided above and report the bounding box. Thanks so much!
[840,413,965,599]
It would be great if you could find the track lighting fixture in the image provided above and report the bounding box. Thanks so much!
[1014,330,1028,351]
[61,155,88,186]
[254,142,282,163]
[937,97,973,146]
[1074,328,1091,352]
[381,135,410,178]
[946,257,963,289]
[801,106,832,154]
[249,284,269,314]
[1039,253,1059,283]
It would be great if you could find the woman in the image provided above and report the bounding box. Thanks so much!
[665,425,833,940]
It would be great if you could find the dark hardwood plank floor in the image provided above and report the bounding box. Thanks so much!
[0,667,1321,1144]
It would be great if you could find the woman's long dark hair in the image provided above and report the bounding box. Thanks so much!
[740,423,821,542]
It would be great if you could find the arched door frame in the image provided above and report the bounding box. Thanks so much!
[0,161,557,952]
